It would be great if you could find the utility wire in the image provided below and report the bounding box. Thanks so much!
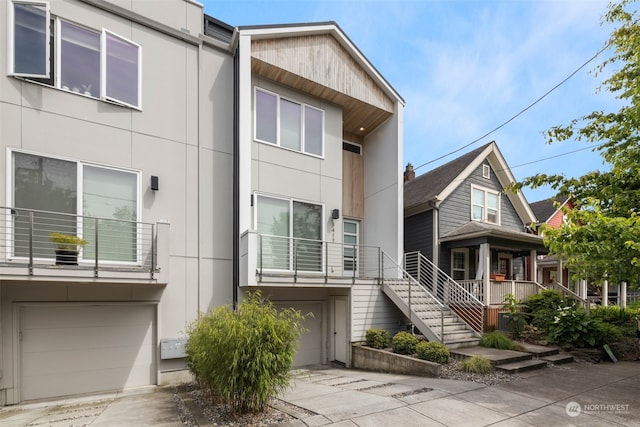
[413,41,611,172]
[509,142,607,170]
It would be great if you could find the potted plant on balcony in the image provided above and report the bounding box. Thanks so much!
[49,232,87,265]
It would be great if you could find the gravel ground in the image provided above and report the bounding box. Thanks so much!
[439,358,516,385]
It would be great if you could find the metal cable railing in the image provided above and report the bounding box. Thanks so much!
[0,206,155,278]
[404,251,484,334]
[257,234,381,282]
[383,251,446,341]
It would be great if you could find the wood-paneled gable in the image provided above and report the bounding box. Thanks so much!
[251,35,394,137]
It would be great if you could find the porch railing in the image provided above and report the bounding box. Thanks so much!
[257,234,381,283]
[0,207,155,278]
[404,251,484,333]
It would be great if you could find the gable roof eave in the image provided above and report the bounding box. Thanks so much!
[238,22,405,106]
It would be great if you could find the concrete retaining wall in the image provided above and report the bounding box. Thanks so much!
[351,344,441,377]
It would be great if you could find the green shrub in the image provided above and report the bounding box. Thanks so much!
[503,294,528,339]
[416,341,450,363]
[185,291,307,414]
[547,306,599,348]
[365,328,389,349]
[525,290,573,334]
[592,319,623,345]
[591,306,637,337]
[460,355,493,374]
[391,331,420,355]
[479,331,516,350]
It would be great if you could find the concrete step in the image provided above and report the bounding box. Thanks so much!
[443,337,481,349]
[517,342,560,358]
[450,346,532,366]
[442,330,478,340]
[496,359,548,373]
[541,353,574,365]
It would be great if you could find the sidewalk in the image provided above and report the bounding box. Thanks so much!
[279,361,640,426]
[0,360,638,426]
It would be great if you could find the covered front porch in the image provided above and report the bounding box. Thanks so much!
[440,221,548,307]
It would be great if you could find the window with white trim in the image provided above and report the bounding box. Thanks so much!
[255,194,323,271]
[482,164,490,179]
[451,249,468,281]
[9,0,50,78]
[471,186,500,224]
[254,88,324,157]
[7,1,142,108]
[10,151,140,263]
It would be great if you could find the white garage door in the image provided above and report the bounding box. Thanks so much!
[21,304,155,401]
[277,302,323,367]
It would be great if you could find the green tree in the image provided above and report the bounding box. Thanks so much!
[518,0,640,288]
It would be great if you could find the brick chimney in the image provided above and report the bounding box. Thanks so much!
[404,163,415,182]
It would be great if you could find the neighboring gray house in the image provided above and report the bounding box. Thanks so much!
[0,0,407,404]
[404,142,546,328]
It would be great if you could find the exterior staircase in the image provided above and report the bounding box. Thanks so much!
[382,278,481,349]
[380,252,484,349]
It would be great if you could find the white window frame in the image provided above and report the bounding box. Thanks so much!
[343,219,360,275]
[471,184,501,224]
[451,248,469,281]
[482,164,490,179]
[253,193,325,272]
[7,0,51,78]
[55,18,101,96]
[7,5,142,109]
[254,87,325,158]
[101,29,142,109]
[6,149,142,265]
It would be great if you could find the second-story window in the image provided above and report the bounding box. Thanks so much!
[10,150,140,263]
[254,87,324,157]
[471,186,500,224]
[7,0,142,109]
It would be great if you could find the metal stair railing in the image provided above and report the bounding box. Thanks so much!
[404,251,484,334]
[381,251,446,342]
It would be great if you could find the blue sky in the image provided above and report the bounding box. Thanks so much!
[201,0,622,203]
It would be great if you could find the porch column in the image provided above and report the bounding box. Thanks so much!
[579,280,587,299]
[620,282,627,308]
[557,258,563,286]
[481,243,490,306]
[530,249,537,283]
[602,280,608,307]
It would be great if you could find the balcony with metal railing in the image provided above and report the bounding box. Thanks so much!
[0,207,158,283]
[240,231,382,286]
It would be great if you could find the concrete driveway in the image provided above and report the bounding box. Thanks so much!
[1,360,639,426]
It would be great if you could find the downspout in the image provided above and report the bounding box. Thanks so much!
[232,39,240,310]
[431,199,440,267]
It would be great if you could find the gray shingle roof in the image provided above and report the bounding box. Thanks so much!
[529,195,569,224]
[404,142,493,211]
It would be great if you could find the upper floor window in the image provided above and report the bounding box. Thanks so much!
[7,1,141,109]
[471,186,500,224]
[254,88,324,157]
[9,1,50,78]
